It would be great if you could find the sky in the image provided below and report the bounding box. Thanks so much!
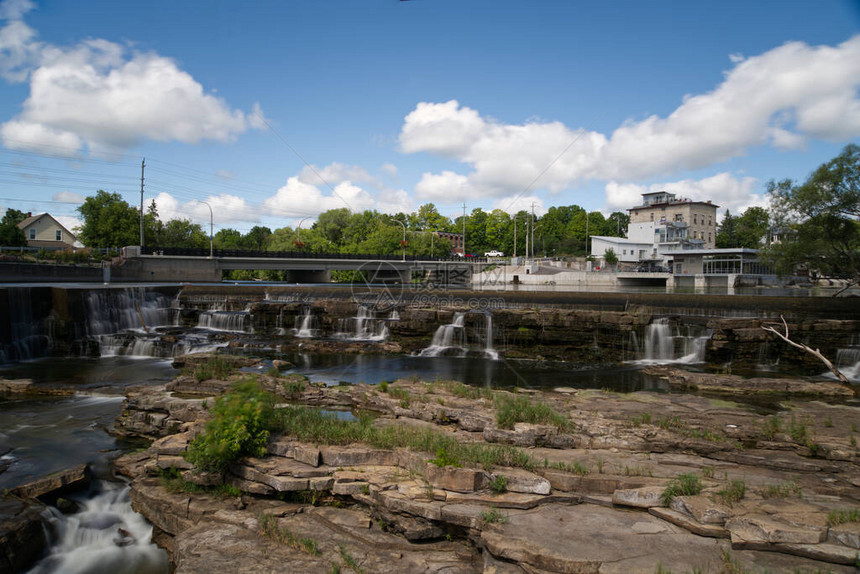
[0,0,858,236]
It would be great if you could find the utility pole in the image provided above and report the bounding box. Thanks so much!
[530,202,536,260]
[139,158,145,247]
[585,210,589,258]
[462,203,466,258]
[513,215,517,258]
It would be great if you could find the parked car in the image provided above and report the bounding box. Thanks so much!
[484,250,504,257]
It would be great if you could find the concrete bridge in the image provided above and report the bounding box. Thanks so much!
[119,247,476,286]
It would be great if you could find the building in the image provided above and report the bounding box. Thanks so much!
[591,191,718,268]
[433,231,464,256]
[17,213,78,249]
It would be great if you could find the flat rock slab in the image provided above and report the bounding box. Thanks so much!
[10,464,91,500]
[481,503,852,574]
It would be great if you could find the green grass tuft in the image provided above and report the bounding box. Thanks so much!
[661,473,703,506]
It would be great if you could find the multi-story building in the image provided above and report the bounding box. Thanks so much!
[591,191,718,268]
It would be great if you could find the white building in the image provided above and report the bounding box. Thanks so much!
[591,191,718,269]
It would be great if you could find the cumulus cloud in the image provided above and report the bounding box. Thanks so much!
[298,162,378,187]
[54,214,82,234]
[263,177,375,218]
[0,2,264,155]
[151,192,260,227]
[400,37,860,198]
[603,173,765,218]
[491,195,545,216]
[52,190,83,203]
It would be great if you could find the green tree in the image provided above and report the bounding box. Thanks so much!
[734,207,769,249]
[603,247,618,265]
[157,218,209,249]
[715,210,737,248]
[76,190,141,248]
[214,228,244,249]
[0,208,28,247]
[762,144,860,280]
[604,212,629,237]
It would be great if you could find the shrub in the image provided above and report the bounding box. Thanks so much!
[826,508,860,527]
[661,473,703,506]
[182,355,236,382]
[760,479,802,499]
[717,480,746,506]
[185,378,276,472]
[489,474,508,494]
[479,507,508,524]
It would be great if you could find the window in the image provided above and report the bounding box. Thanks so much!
[650,213,654,221]
[623,249,627,255]
[29,228,36,240]
[56,230,62,241]
[693,214,697,224]
[708,232,711,242]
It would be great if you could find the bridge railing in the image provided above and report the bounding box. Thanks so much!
[141,246,470,263]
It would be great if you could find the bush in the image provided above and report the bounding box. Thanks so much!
[185,379,276,472]
[494,394,572,431]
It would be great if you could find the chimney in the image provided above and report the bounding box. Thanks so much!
[27,212,31,217]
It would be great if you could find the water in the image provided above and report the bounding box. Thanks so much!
[197,310,253,332]
[334,306,389,341]
[628,318,711,365]
[28,481,168,574]
[292,307,320,338]
[281,351,663,392]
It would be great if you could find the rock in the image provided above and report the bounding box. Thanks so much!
[726,514,826,545]
[293,445,320,467]
[55,497,80,514]
[493,468,551,495]
[827,521,860,549]
[425,464,488,493]
[0,495,47,573]
[648,507,729,538]
[10,464,91,500]
[673,495,731,525]
[611,486,665,508]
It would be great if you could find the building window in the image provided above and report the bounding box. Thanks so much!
[708,232,711,242]
[29,228,36,240]
[56,230,62,241]
[693,214,697,224]
[623,249,627,255]
[650,213,654,221]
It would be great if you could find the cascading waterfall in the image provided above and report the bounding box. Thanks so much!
[834,335,860,382]
[28,481,168,574]
[483,313,498,360]
[419,311,499,359]
[1,287,52,363]
[83,288,178,359]
[292,307,320,338]
[632,318,710,364]
[334,306,388,341]
[197,309,253,333]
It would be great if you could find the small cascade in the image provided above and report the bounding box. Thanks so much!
[1,287,52,363]
[292,307,320,338]
[834,335,860,382]
[419,313,467,357]
[483,313,499,360]
[388,309,400,321]
[83,288,175,336]
[29,481,168,574]
[632,318,710,364]
[334,306,389,341]
[755,340,780,372]
[197,310,253,333]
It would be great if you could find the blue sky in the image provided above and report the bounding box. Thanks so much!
[0,0,858,235]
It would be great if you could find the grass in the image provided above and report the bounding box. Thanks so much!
[701,466,715,479]
[544,458,589,475]
[337,544,364,574]
[656,416,684,430]
[258,513,321,556]
[157,467,242,498]
[716,480,746,506]
[630,412,652,426]
[623,465,652,477]
[282,379,305,398]
[494,394,572,431]
[441,380,495,400]
[826,508,860,526]
[181,354,236,382]
[479,507,509,525]
[760,479,802,499]
[270,403,538,471]
[761,415,782,440]
[788,416,811,444]
[660,473,703,506]
[489,474,508,494]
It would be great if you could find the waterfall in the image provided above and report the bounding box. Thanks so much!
[28,481,168,574]
[483,313,498,360]
[834,335,860,382]
[292,308,319,338]
[633,318,710,364]
[419,313,467,357]
[388,309,400,321]
[334,306,388,341]
[83,288,174,336]
[197,310,253,333]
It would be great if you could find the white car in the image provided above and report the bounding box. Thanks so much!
[484,250,505,257]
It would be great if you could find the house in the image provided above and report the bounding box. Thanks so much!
[17,213,78,249]
[591,191,719,268]
[433,231,464,256]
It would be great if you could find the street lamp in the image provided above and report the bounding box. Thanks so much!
[295,217,310,249]
[393,219,407,261]
[195,200,214,258]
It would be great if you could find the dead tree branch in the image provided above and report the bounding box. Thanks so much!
[761,315,851,387]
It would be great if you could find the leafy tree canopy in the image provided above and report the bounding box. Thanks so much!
[0,208,28,247]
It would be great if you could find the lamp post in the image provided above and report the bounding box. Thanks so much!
[393,219,407,261]
[295,217,310,249]
[196,200,214,258]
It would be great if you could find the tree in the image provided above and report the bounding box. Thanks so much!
[734,207,769,249]
[603,247,618,266]
[76,190,141,248]
[762,145,860,281]
[0,208,28,247]
[157,219,209,249]
[715,210,737,248]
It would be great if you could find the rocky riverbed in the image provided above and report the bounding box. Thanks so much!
[98,354,860,573]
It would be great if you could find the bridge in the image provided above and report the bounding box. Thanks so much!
[119,247,477,285]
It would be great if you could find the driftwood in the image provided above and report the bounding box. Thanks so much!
[761,315,851,387]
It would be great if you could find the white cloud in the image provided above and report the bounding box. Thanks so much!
[603,173,765,218]
[491,195,545,216]
[729,52,745,63]
[380,162,398,181]
[151,192,260,227]
[376,188,414,215]
[215,169,234,179]
[400,37,860,198]
[54,214,82,234]
[52,190,83,203]
[263,177,374,218]
[0,3,263,155]
[298,162,377,187]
